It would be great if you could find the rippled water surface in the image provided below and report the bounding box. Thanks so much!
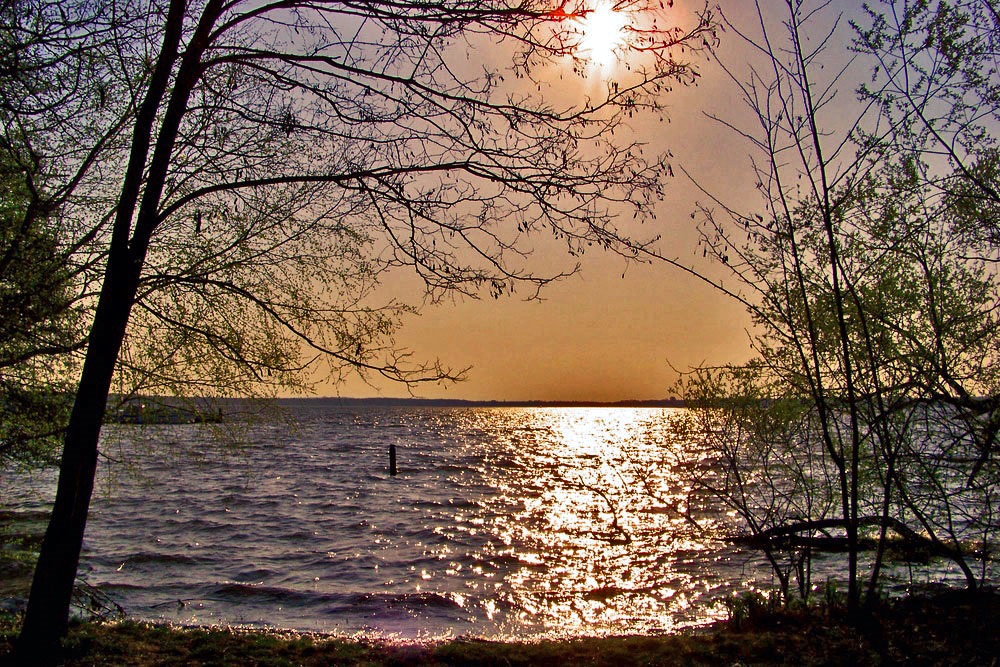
[5,405,787,638]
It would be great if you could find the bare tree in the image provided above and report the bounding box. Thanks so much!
[673,0,999,614]
[5,0,720,658]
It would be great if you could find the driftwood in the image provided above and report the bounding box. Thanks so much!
[729,516,963,563]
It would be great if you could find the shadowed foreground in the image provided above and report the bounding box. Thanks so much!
[1,590,997,666]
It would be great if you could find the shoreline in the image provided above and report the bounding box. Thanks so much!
[2,588,998,665]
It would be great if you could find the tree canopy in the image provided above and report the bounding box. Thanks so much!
[675,0,1000,611]
[5,0,720,659]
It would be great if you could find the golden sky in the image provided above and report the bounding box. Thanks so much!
[328,1,857,401]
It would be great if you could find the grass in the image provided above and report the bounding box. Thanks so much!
[1,589,998,666]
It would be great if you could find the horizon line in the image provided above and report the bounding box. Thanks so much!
[286,396,685,408]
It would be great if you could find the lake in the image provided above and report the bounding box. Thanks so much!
[2,403,863,639]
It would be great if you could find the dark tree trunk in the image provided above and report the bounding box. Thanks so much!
[15,1,193,660]
[15,260,139,662]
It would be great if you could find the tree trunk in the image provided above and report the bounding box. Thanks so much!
[16,3,210,659]
[16,264,138,662]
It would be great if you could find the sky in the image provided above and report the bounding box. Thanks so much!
[328,1,859,402]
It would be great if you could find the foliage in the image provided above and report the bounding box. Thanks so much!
[3,0,724,402]
[853,0,1000,242]
[720,590,783,630]
[0,144,83,469]
[675,0,1000,611]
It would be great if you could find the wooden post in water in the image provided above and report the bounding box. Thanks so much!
[389,444,397,476]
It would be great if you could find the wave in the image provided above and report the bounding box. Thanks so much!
[343,591,466,614]
[197,582,476,619]
[95,551,206,568]
[212,582,342,606]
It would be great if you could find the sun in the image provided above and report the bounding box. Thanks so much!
[578,1,628,68]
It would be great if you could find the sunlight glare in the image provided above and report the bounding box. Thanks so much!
[476,407,725,635]
[579,1,628,69]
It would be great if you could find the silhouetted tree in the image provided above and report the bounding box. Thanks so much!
[674,0,999,613]
[5,0,719,659]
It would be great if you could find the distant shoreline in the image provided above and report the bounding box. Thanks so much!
[279,396,686,409]
[103,395,687,424]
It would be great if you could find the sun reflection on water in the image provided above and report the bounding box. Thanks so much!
[19,404,750,638]
[464,407,727,636]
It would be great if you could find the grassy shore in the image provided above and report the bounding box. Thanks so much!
[1,589,998,666]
